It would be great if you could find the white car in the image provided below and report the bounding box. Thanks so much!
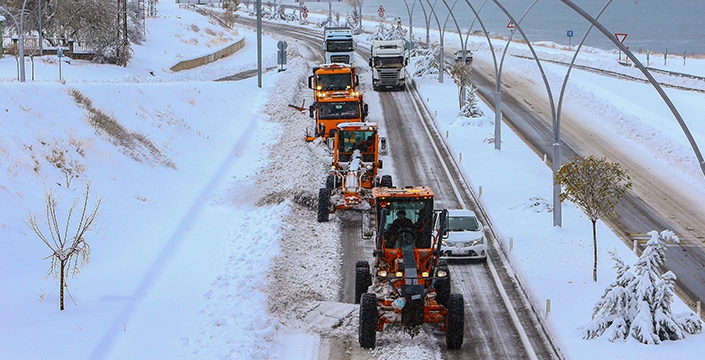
[438,209,488,262]
[455,49,473,64]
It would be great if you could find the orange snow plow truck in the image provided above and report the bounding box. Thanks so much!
[317,122,391,222]
[305,65,368,142]
[355,186,464,349]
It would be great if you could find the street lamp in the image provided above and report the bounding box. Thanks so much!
[0,5,25,82]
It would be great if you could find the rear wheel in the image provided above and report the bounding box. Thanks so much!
[435,260,451,307]
[359,293,378,349]
[380,175,393,188]
[446,294,465,349]
[355,265,371,304]
[317,188,330,222]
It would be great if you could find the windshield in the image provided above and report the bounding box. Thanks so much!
[318,102,360,120]
[316,73,353,91]
[339,130,376,153]
[372,56,404,69]
[326,40,354,52]
[378,199,433,248]
[447,215,480,232]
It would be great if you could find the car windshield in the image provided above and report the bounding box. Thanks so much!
[316,73,353,91]
[447,216,480,232]
[318,102,360,120]
[373,56,404,69]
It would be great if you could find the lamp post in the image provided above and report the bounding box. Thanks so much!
[0,5,25,82]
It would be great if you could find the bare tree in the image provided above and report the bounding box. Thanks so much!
[25,181,102,311]
[556,155,632,282]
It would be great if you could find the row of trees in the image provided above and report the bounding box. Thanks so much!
[2,0,144,64]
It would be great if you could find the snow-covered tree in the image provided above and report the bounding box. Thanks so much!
[25,181,102,311]
[413,42,441,78]
[582,230,702,344]
[556,155,632,282]
[368,21,406,41]
[458,86,484,118]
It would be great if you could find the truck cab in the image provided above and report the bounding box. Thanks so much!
[323,27,356,64]
[369,39,409,91]
[306,91,368,142]
[308,63,359,103]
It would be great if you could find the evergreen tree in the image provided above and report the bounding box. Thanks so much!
[582,230,703,344]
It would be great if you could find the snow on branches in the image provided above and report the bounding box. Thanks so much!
[582,230,702,344]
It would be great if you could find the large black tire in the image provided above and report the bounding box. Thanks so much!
[380,175,393,188]
[435,261,451,308]
[359,293,378,349]
[446,294,465,349]
[325,174,336,190]
[317,188,330,222]
[355,260,370,273]
[355,266,372,304]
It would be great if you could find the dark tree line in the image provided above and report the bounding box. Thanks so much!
[2,0,144,64]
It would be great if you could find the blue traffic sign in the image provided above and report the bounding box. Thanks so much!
[567,30,574,37]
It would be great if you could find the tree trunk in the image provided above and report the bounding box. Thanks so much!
[60,259,65,311]
[592,219,598,282]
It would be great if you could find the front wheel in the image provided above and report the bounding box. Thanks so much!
[355,265,372,304]
[317,188,330,222]
[359,293,378,349]
[446,294,465,349]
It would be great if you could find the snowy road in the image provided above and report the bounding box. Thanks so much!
[229,15,561,359]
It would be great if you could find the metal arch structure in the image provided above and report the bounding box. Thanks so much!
[419,0,447,82]
[461,0,488,58]
[554,0,614,227]
[401,0,418,39]
[459,0,501,150]
[559,0,705,178]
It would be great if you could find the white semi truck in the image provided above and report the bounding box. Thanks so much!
[323,27,356,64]
[369,39,409,91]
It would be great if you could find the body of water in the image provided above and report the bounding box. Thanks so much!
[293,0,705,55]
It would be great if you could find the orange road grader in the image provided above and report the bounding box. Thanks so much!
[355,186,465,349]
[317,122,391,222]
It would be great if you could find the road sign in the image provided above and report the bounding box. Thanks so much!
[302,5,308,19]
[614,33,628,43]
[507,20,515,29]
[378,5,385,18]
[567,30,573,37]
[277,40,288,51]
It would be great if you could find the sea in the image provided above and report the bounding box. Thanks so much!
[289,0,705,55]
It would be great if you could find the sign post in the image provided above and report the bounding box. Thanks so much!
[615,33,628,61]
[277,40,287,72]
[301,5,308,21]
[57,47,63,81]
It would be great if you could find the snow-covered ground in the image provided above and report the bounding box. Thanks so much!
[1,2,705,359]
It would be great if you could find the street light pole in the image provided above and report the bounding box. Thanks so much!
[0,5,25,82]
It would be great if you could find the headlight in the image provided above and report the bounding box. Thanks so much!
[395,272,403,278]
[421,272,429,277]
[437,270,447,278]
[377,270,387,277]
